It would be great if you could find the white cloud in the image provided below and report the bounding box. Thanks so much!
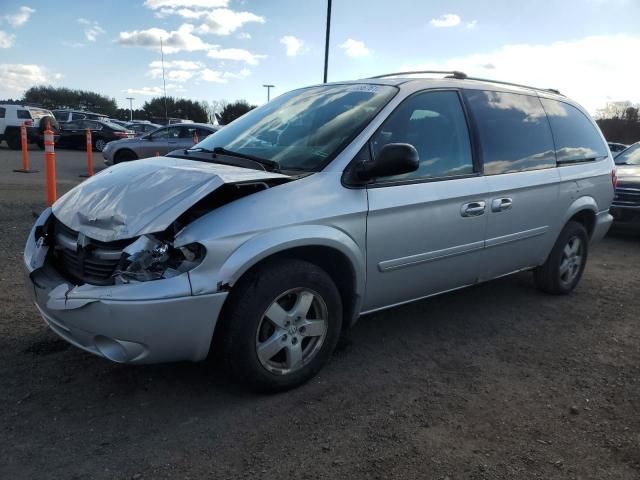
[467,20,478,29]
[280,35,305,56]
[0,31,16,48]
[125,87,163,96]
[4,6,35,28]
[78,18,105,42]
[119,24,211,53]
[207,47,265,65]
[339,38,371,58]
[149,59,202,70]
[402,34,640,113]
[200,67,251,83]
[144,0,228,9]
[195,8,265,35]
[237,32,251,40]
[430,14,461,28]
[0,64,61,95]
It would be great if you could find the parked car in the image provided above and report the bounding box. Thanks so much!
[125,121,162,137]
[0,104,59,149]
[610,142,640,230]
[608,142,628,156]
[56,119,134,152]
[52,109,108,124]
[24,73,615,391]
[108,119,130,128]
[102,123,217,164]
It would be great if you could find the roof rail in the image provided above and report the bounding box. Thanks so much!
[463,75,563,95]
[367,70,562,95]
[368,70,468,80]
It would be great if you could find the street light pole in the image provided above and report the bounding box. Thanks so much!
[323,0,332,83]
[263,84,275,102]
[126,97,135,121]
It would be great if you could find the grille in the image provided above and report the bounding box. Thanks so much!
[52,217,128,285]
[613,186,640,207]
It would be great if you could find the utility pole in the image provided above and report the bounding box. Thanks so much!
[126,97,135,121]
[262,84,275,102]
[160,37,168,122]
[323,0,332,83]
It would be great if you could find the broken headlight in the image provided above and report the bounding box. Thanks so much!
[114,235,205,283]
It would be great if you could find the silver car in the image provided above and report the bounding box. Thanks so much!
[102,122,218,164]
[24,72,615,391]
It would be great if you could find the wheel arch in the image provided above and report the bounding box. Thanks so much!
[114,148,138,163]
[217,225,365,330]
[563,196,598,238]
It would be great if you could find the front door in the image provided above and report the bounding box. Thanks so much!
[363,90,489,312]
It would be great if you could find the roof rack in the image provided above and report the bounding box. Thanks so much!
[367,70,562,95]
[368,70,468,80]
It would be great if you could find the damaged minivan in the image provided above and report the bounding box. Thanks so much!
[24,73,615,391]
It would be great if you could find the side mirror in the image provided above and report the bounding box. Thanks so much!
[357,143,419,181]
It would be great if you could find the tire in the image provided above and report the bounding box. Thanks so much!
[534,221,589,295]
[5,129,21,150]
[94,138,107,152]
[114,149,138,164]
[36,140,44,150]
[219,259,343,392]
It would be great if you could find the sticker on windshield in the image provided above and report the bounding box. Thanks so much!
[344,84,381,93]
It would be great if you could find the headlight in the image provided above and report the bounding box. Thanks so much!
[114,235,205,283]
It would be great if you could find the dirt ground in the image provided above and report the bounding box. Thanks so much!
[1,146,639,479]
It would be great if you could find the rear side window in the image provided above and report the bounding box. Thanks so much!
[0,107,5,118]
[540,98,608,164]
[464,90,555,175]
[17,110,32,119]
[71,112,86,120]
[53,111,68,122]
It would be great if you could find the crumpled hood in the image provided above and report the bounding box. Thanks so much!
[52,157,288,242]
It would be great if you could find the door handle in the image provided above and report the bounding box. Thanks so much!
[461,201,486,217]
[491,197,513,212]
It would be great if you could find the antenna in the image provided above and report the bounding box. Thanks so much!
[160,37,168,122]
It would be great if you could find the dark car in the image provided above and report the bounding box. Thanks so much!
[57,119,134,152]
[611,142,640,230]
[608,142,628,156]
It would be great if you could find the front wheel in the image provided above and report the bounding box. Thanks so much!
[534,221,589,295]
[219,259,343,392]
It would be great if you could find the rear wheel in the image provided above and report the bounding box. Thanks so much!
[113,149,138,164]
[6,129,21,150]
[534,221,589,295]
[219,259,343,392]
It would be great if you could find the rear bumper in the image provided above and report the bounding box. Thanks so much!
[591,210,614,243]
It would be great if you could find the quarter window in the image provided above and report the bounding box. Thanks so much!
[17,110,31,120]
[464,90,556,175]
[541,98,608,163]
[371,90,474,181]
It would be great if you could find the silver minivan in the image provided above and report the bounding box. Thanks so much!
[24,72,615,391]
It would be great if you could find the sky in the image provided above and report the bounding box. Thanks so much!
[0,0,639,113]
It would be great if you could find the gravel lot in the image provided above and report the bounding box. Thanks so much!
[1,144,639,479]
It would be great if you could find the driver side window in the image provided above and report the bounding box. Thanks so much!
[371,90,474,182]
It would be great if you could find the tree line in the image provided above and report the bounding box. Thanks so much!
[596,105,640,145]
[1,86,257,125]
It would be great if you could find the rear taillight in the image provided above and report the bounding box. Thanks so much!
[114,132,128,138]
[24,120,33,126]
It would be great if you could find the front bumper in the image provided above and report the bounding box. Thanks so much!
[24,211,228,364]
[610,205,640,231]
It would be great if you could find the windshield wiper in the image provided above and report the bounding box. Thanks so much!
[212,147,280,172]
[187,147,214,153]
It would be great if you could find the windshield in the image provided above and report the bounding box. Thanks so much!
[615,143,640,165]
[196,84,397,171]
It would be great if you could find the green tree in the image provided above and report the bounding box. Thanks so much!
[215,100,256,125]
[142,96,208,123]
[22,86,118,116]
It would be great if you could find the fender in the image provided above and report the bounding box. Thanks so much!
[217,224,365,298]
[561,195,598,228]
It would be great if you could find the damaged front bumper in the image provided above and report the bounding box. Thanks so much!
[23,209,228,364]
